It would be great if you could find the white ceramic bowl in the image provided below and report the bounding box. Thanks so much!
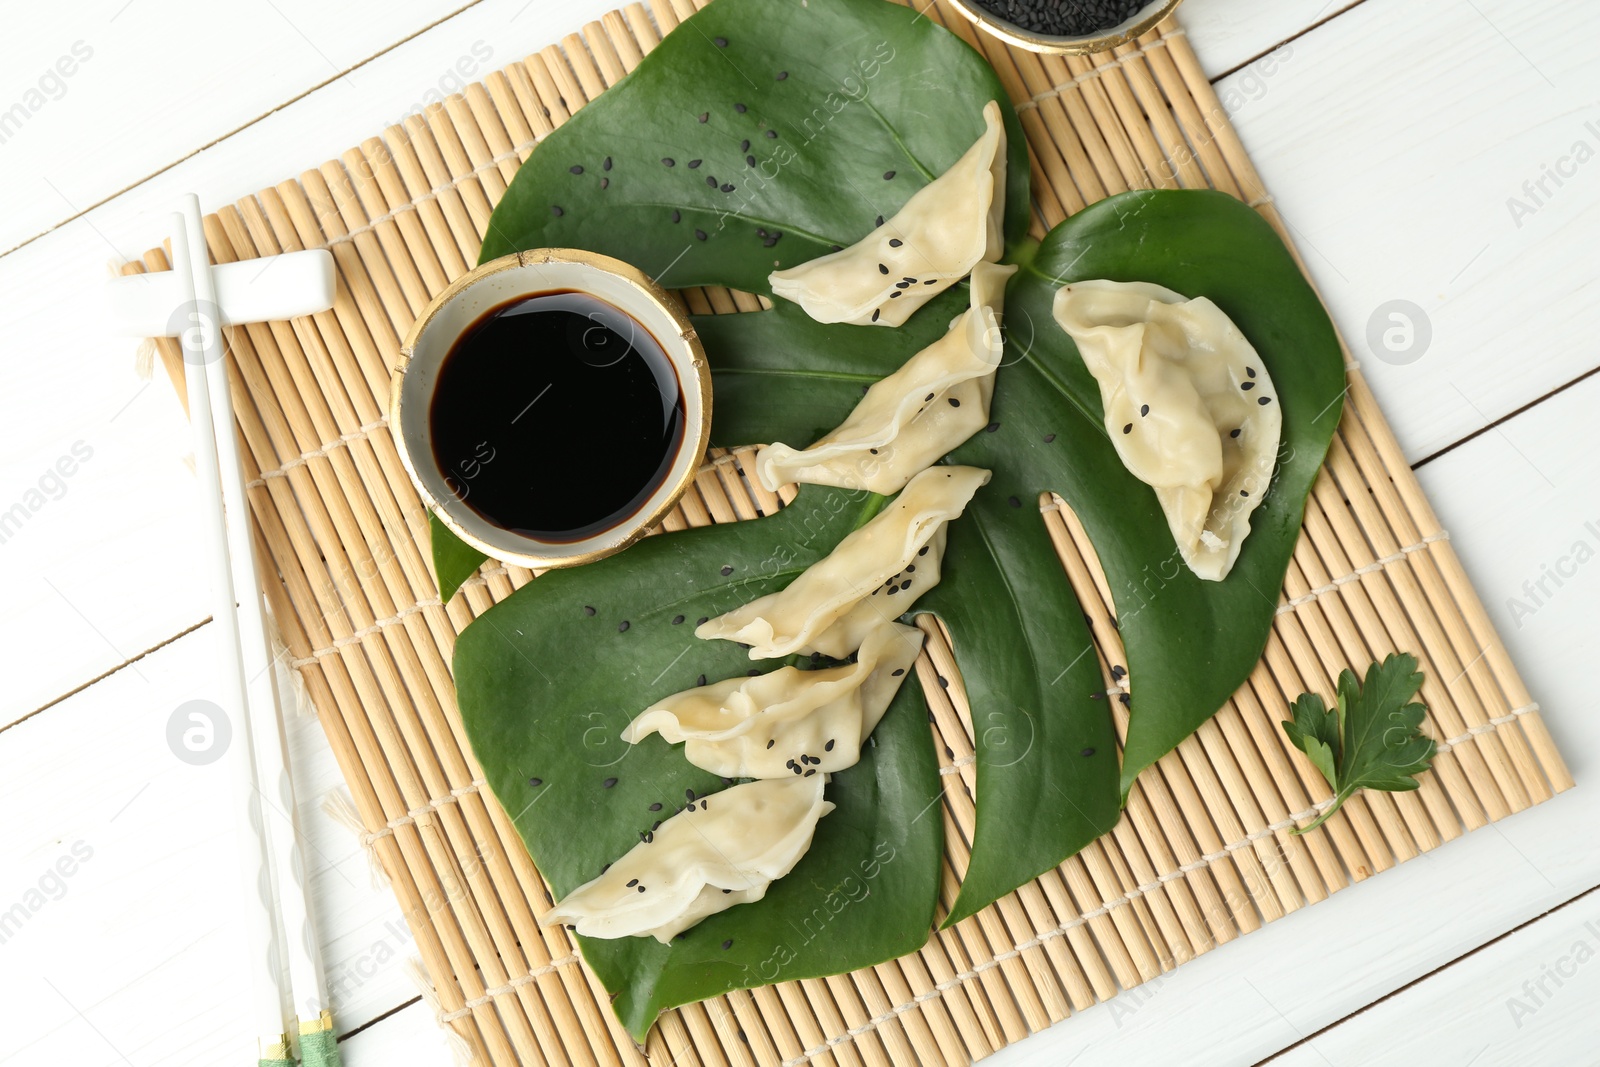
[391,249,711,570]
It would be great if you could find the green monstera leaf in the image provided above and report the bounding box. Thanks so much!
[443,0,1347,1026]
[702,192,1345,927]
[454,485,943,1042]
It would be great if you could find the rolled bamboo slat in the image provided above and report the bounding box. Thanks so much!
[130,3,1572,1064]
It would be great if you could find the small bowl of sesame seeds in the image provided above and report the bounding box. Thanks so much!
[947,0,1183,56]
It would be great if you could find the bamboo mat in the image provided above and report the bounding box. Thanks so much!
[130,1,1574,1063]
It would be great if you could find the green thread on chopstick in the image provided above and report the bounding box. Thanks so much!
[298,1011,341,1067]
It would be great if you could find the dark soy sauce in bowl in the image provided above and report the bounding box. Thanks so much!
[429,291,685,543]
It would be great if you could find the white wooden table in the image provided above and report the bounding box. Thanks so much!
[1,1,1594,1064]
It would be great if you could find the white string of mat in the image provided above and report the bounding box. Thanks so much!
[245,417,389,489]
[1275,531,1451,615]
[1014,29,1187,114]
[775,702,1543,1067]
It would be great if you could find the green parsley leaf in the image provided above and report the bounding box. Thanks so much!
[1280,653,1436,834]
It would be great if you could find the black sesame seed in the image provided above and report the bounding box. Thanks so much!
[721,183,735,192]
[661,157,675,167]
[747,155,757,167]
[1120,693,1131,706]
[741,139,751,152]
[1008,495,1022,508]
[627,878,639,887]
[603,156,613,170]
[949,398,961,407]
[688,158,702,169]
[928,711,936,723]
[601,863,611,873]
[898,281,912,289]
[944,745,954,758]
[1081,747,1097,757]
[687,802,696,811]
[722,938,734,950]
[792,764,802,774]
[1230,428,1242,438]
[986,422,1000,433]
[883,170,896,180]
[924,279,937,285]
[618,620,630,632]
[765,129,777,138]
[803,768,816,777]
[1111,665,1126,679]
[603,777,617,788]
[734,102,747,113]
[890,291,901,299]
[1241,381,1255,391]
[905,564,915,573]
[1259,396,1272,405]
[831,243,843,251]
[748,668,761,677]
[1246,366,1257,378]
[649,802,662,811]
[825,739,835,751]
[886,585,899,595]
[938,676,949,689]
[583,605,596,616]
[672,614,685,625]
[767,739,776,749]
[889,238,903,247]
[697,674,707,687]
[875,215,885,227]
[637,884,646,893]
[763,236,778,247]
[1044,433,1057,443]
[695,229,708,240]
[892,668,905,676]
[697,617,709,625]
[721,565,734,575]
[599,177,609,189]
[871,309,880,322]
[705,175,718,188]
[570,165,584,174]
[878,263,889,275]
[925,392,935,402]
[1240,489,1250,497]
[713,36,728,47]
[671,210,681,223]
[644,832,654,842]
[528,777,543,787]
[551,205,564,216]
[697,112,708,123]
[776,71,788,80]
[1123,423,1133,434]
[919,546,930,556]
[756,227,768,238]
[1140,404,1150,417]
[723,888,733,894]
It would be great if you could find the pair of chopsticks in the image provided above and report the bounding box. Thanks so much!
[111,198,341,1067]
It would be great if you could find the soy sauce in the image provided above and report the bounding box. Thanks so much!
[429,291,684,542]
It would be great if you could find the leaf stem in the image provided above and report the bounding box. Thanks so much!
[1291,786,1357,835]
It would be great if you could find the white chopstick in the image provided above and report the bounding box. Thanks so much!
[170,200,339,1065]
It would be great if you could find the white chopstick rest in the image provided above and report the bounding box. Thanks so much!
[110,200,337,1067]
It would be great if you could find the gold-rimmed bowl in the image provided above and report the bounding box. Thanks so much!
[391,248,711,571]
[946,0,1183,55]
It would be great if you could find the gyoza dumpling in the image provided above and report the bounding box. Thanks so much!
[623,621,923,778]
[543,775,831,942]
[755,262,1017,495]
[768,101,1006,328]
[1052,280,1282,581]
[696,465,990,658]
[803,526,946,659]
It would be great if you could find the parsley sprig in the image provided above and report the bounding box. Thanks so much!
[1281,653,1437,835]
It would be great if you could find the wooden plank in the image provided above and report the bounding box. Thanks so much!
[1214,0,1600,461]
[1267,888,1600,1067]
[0,627,423,1064]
